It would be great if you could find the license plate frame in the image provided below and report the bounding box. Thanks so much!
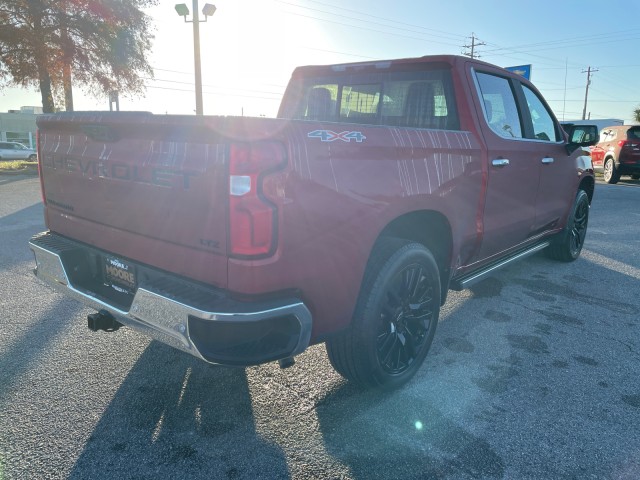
[103,256,137,294]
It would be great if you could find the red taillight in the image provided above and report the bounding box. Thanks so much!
[228,142,286,258]
[618,140,627,147]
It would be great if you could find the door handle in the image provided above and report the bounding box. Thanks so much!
[542,157,554,164]
[492,158,510,167]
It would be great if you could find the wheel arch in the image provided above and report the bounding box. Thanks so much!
[375,210,452,305]
[578,175,595,204]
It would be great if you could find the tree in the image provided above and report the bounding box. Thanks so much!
[634,106,640,123]
[0,0,157,113]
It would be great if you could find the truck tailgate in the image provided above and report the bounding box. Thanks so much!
[37,112,230,287]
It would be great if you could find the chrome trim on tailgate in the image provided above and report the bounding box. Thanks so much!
[29,232,313,364]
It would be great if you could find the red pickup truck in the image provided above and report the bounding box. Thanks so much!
[29,55,597,389]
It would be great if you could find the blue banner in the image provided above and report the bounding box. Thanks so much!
[505,65,532,80]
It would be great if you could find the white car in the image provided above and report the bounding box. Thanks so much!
[0,142,37,160]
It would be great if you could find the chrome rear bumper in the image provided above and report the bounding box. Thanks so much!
[29,232,312,366]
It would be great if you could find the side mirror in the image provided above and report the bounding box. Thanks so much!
[565,124,598,154]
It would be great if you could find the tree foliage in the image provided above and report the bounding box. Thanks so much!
[634,106,640,124]
[0,0,157,112]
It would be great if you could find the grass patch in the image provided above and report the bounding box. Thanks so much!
[0,160,38,173]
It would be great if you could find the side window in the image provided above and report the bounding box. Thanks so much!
[522,85,559,142]
[599,129,617,143]
[598,130,610,143]
[476,72,523,139]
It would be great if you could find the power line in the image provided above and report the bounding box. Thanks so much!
[482,28,640,54]
[145,76,285,93]
[144,84,281,101]
[274,0,464,41]
[272,5,463,49]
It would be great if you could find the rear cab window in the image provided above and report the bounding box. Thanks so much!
[281,66,460,130]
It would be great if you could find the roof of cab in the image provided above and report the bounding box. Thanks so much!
[289,54,508,78]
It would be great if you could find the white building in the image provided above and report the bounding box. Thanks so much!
[0,107,40,148]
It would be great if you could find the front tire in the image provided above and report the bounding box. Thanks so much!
[546,189,589,262]
[326,238,440,390]
[603,158,619,184]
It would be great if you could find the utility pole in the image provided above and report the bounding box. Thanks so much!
[175,2,217,116]
[463,33,485,59]
[582,66,598,120]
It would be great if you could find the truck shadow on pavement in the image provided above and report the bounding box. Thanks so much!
[67,344,291,480]
[66,339,504,480]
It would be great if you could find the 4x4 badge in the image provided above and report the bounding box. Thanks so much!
[308,130,366,143]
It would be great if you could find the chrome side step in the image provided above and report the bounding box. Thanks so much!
[450,241,550,291]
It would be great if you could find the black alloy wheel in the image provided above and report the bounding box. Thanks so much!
[546,189,589,262]
[326,238,440,389]
[376,263,434,375]
[568,192,589,258]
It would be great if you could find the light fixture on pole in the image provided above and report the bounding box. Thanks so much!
[175,2,216,115]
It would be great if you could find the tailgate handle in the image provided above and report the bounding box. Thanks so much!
[492,158,510,167]
[542,157,555,164]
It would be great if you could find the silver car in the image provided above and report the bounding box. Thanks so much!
[0,142,37,160]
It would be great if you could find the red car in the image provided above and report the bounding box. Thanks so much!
[590,125,640,183]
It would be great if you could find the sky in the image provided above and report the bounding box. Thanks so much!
[2,0,640,123]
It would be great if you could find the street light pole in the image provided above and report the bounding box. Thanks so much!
[192,0,203,115]
[175,2,216,115]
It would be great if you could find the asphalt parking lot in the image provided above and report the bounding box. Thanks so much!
[1,174,639,479]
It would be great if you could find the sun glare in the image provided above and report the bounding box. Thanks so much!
[149,0,329,117]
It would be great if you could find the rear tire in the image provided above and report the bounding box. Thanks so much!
[326,238,440,390]
[546,189,589,262]
[603,158,619,184]
[632,174,640,180]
